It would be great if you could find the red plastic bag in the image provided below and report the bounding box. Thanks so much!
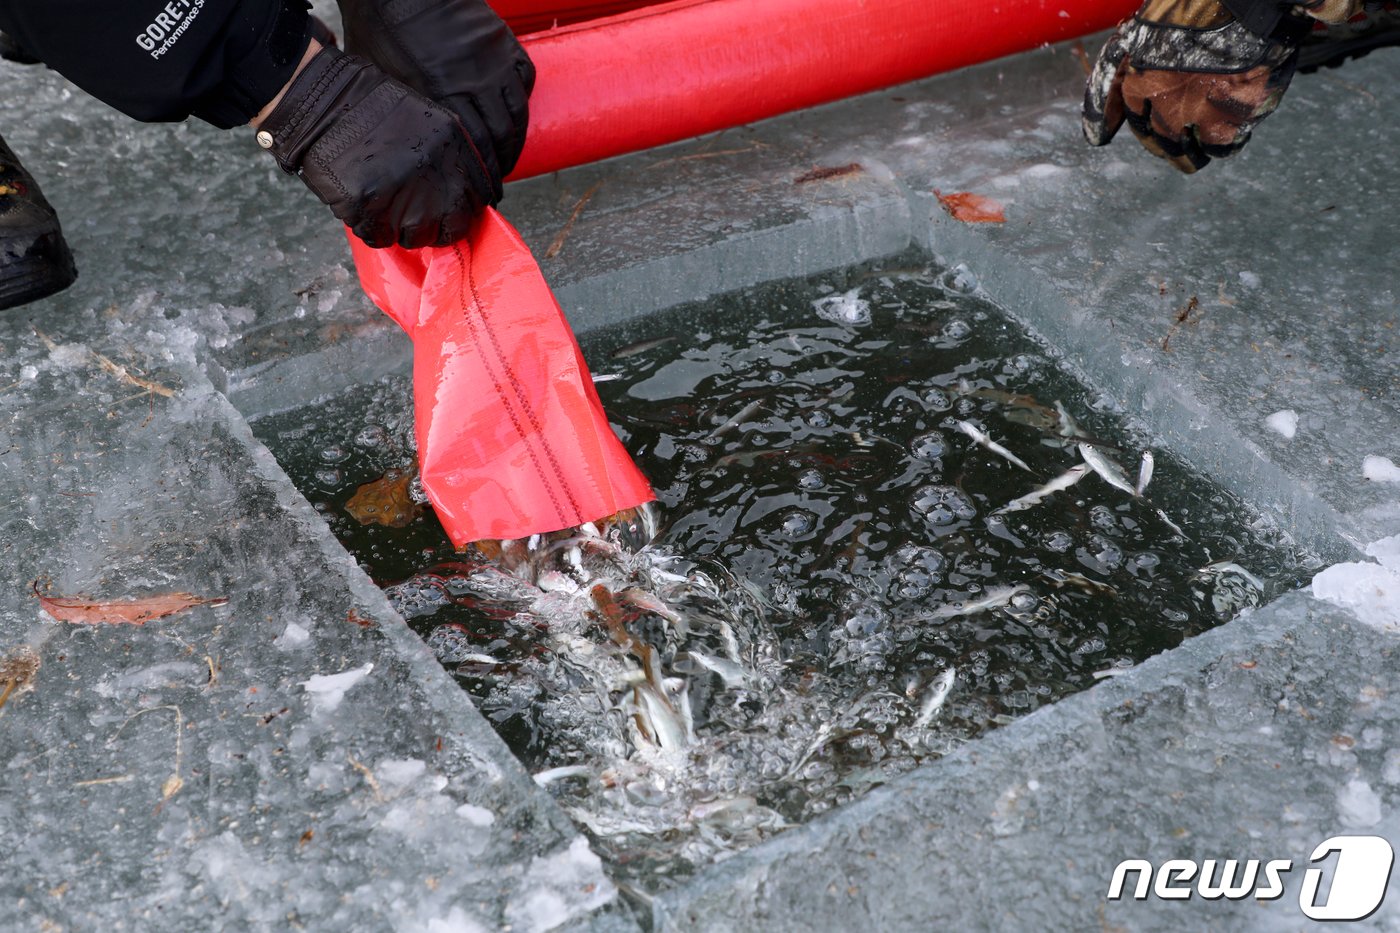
[348,208,654,548]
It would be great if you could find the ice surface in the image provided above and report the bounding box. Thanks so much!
[1336,777,1384,829]
[423,907,490,933]
[1265,410,1298,440]
[2,2,1397,924]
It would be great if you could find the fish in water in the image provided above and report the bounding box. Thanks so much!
[611,335,678,359]
[1196,560,1266,592]
[924,584,1031,620]
[709,398,766,439]
[994,464,1090,514]
[674,650,752,689]
[1041,568,1117,595]
[630,682,689,752]
[956,420,1035,474]
[1078,443,1137,497]
[913,666,957,728]
[1136,451,1155,497]
[533,765,592,786]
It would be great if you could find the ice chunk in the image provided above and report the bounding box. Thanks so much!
[1265,410,1297,440]
[505,837,615,933]
[378,758,427,787]
[1368,535,1400,571]
[274,621,310,649]
[1363,455,1400,483]
[1312,537,1400,632]
[48,342,89,369]
[426,907,489,933]
[455,804,496,827]
[299,662,373,712]
[1336,777,1383,828]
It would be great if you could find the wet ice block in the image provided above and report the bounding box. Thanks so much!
[348,208,654,547]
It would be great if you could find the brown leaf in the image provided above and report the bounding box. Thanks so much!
[345,466,422,528]
[34,582,227,625]
[935,190,1006,224]
[795,163,863,184]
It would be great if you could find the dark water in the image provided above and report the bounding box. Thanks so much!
[254,254,1314,892]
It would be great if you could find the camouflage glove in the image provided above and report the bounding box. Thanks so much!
[1084,0,1364,172]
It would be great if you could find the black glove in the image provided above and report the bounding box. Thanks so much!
[337,0,535,179]
[257,45,497,249]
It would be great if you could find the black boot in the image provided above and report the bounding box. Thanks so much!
[0,134,76,310]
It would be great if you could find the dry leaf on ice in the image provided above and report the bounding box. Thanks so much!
[34,582,227,625]
[934,190,1006,223]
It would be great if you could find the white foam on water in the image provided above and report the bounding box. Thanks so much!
[812,288,872,326]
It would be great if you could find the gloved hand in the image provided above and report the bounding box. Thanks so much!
[256,44,497,249]
[337,0,536,180]
[1083,0,1364,172]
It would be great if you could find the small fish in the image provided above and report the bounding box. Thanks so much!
[995,464,1090,514]
[961,384,1060,424]
[1155,508,1185,537]
[616,587,685,626]
[925,584,1030,620]
[714,444,823,469]
[610,335,677,359]
[1196,560,1266,592]
[1078,443,1136,496]
[674,650,751,689]
[956,420,1034,473]
[590,585,635,651]
[709,398,765,439]
[913,667,957,728]
[689,796,759,822]
[452,652,502,666]
[591,373,624,383]
[631,683,688,751]
[1042,568,1117,595]
[1054,400,1083,439]
[1136,451,1155,497]
[533,765,592,786]
[1091,664,1135,680]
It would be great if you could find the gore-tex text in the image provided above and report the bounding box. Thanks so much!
[135,0,205,59]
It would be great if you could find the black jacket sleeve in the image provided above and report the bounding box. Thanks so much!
[0,0,312,128]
